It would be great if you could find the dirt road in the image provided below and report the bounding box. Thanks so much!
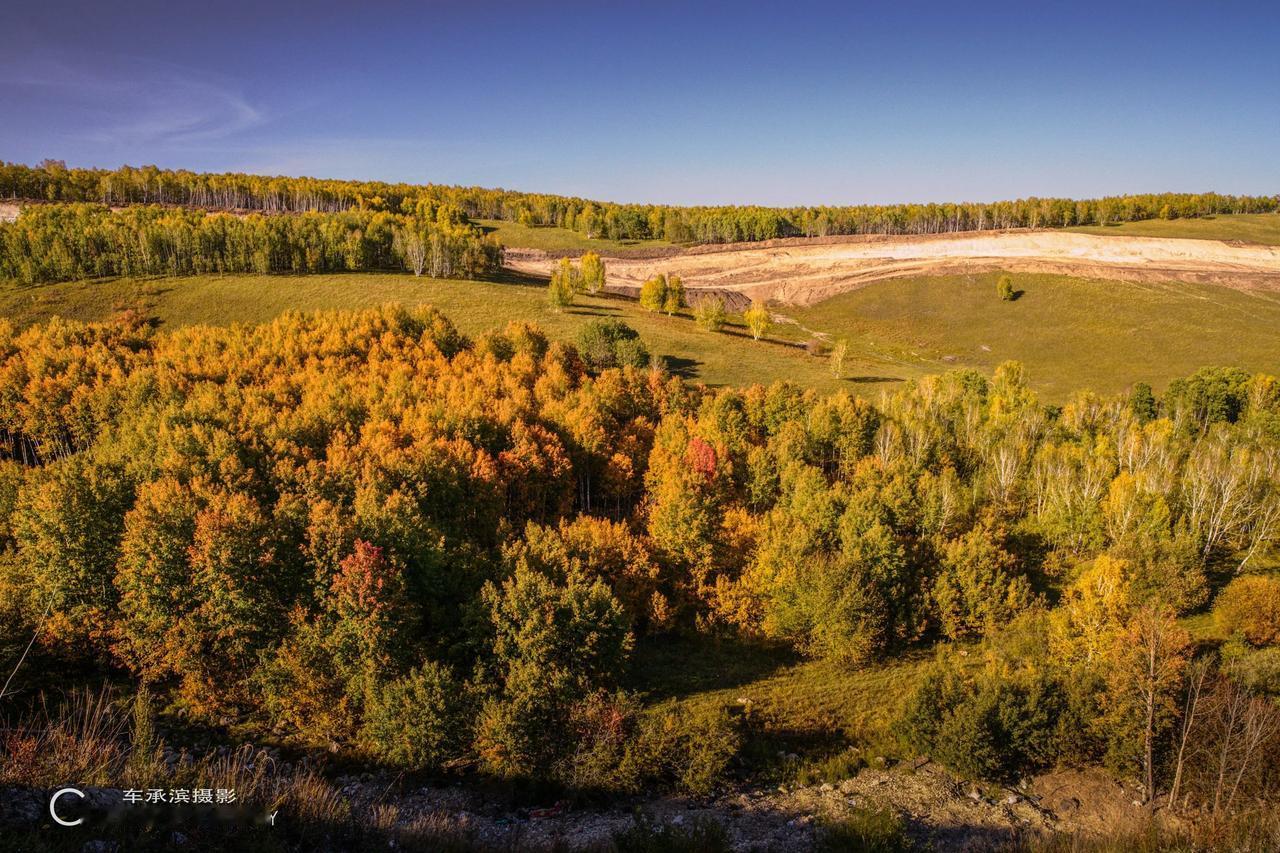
[505,229,1280,307]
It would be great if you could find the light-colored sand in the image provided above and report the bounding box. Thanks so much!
[505,229,1280,306]
[0,203,20,223]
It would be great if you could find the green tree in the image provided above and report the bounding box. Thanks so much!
[575,319,651,372]
[693,295,727,331]
[548,257,577,310]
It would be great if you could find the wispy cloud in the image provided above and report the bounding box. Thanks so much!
[1,48,265,148]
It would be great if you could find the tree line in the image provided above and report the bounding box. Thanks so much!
[5,160,1276,246]
[0,309,1278,810]
[0,203,503,284]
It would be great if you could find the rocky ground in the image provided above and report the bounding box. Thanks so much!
[1,759,1160,851]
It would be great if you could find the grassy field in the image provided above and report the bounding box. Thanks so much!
[789,271,1280,401]
[1067,212,1280,244]
[476,219,678,255]
[0,272,869,392]
[5,267,1277,402]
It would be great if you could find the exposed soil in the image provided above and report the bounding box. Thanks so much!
[505,230,1280,307]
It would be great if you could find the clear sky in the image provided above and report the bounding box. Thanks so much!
[2,0,1277,206]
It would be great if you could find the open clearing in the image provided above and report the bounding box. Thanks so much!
[505,228,1280,306]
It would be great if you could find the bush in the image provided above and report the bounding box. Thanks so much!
[997,275,1015,301]
[621,704,741,796]
[1214,574,1280,646]
[899,665,1069,782]
[360,662,468,772]
[1220,638,1280,696]
[576,319,651,372]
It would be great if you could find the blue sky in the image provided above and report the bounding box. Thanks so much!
[2,0,1277,205]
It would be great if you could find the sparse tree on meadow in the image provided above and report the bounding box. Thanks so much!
[580,251,605,294]
[639,274,667,312]
[547,257,578,310]
[829,339,849,378]
[744,302,771,340]
[693,295,726,331]
[663,275,686,315]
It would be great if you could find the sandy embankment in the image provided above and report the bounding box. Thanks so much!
[505,230,1280,307]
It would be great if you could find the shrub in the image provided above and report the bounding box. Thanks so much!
[1220,639,1280,696]
[360,662,468,772]
[899,665,1070,782]
[576,319,651,372]
[476,565,634,779]
[620,704,741,796]
[997,274,1015,301]
[1214,574,1280,646]
[505,517,668,630]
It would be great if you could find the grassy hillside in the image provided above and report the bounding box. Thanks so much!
[0,272,866,392]
[788,271,1280,400]
[1067,212,1280,244]
[476,219,678,254]
[5,268,1278,402]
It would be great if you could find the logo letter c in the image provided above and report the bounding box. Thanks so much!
[50,787,86,827]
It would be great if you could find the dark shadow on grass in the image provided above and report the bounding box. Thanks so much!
[660,355,702,379]
[485,268,549,287]
[627,634,798,701]
[844,376,903,385]
[718,326,808,349]
[566,305,621,317]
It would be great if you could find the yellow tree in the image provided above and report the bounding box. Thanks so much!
[580,251,605,294]
[663,275,685,316]
[639,274,667,312]
[744,302,771,340]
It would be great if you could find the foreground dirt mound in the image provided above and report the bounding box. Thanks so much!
[506,229,1280,306]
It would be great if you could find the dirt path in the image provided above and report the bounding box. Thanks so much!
[505,230,1280,307]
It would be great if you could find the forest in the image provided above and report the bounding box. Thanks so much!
[4,159,1277,245]
[0,203,503,284]
[1,305,1279,849]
